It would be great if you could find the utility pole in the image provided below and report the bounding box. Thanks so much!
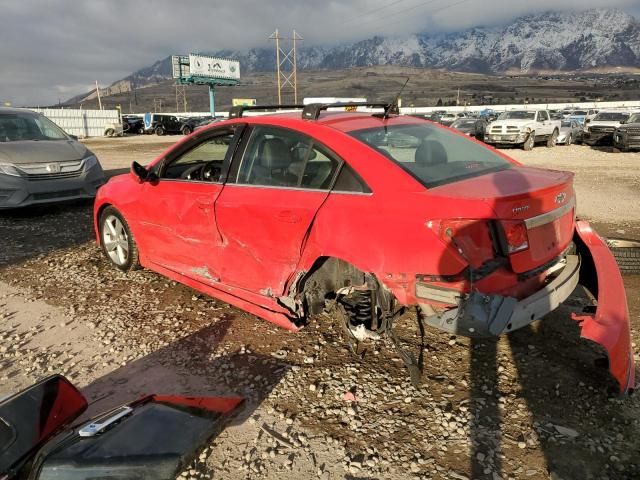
[175,84,187,112]
[95,80,103,110]
[269,29,303,104]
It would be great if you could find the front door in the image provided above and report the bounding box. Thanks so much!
[135,126,243,282]
[215,125,341,295]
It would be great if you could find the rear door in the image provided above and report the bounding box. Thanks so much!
[215,125,341,295]
[134,125,244,281]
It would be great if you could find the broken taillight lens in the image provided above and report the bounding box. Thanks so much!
[501,220,529,253]
[426,219,495,267]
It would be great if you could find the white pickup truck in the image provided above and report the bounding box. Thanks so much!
[484,110,561,150]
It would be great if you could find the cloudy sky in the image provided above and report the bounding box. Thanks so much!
[2,0,639,106]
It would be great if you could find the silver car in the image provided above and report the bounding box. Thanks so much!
[557,119,582,145]
[0,108,105,209]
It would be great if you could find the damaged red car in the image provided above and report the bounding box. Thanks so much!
[93,103,635,394]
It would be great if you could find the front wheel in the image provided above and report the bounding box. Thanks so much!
[523,132,535,150]
[181,126,192,135]
[546,129,558,148]
[566,134,572,146]
[99,207,140,271]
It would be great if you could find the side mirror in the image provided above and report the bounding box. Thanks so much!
[0,375,87,474]
[131,161,149,183]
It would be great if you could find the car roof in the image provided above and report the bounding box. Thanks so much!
[236,111,427,133]
[0,107,38,116]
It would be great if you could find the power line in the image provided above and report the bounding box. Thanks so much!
[356,0,476,33]
[349,0,442,29]
[338,0,413,25]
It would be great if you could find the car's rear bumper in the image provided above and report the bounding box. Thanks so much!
[419,253,580,337]
[0,165,105,209]
[419,221,635,394]
[571,221,635,394]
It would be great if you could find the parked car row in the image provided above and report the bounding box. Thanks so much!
[413,106,640,151]
[113,114,224,137]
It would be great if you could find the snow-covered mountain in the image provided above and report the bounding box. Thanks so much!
[122,8,639,88]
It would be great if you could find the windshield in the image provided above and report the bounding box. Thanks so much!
[561,120,572,127]
[593,112,629,122]
[627,113,640,124]
[348,123,512,188]
[572,110,587,116]
[497,111,535,120]
[451,119,477,128]
[0,113,68,142]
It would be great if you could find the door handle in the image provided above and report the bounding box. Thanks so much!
[277,210,301,223]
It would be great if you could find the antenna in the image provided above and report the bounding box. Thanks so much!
[383,77,409,119]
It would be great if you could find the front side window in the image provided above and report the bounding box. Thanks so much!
[0,113,68,142]
[237,126,340,190]
[538,111,549,121]
[161,130,235,182]
[348,122,512,188]
[626,113,640,123]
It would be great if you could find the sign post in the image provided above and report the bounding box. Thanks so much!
[172,54,240,117]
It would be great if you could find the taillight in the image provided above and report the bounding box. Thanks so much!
[426,219,495,267]
[501,220,529,253]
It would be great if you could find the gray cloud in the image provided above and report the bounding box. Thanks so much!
[1,0,638,105]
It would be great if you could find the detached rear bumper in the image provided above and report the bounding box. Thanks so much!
[572,221,635,394]
[419,221,635,394]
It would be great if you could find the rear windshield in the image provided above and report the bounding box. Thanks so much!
[594,112,629,121]
[348,123,512,188]
[497,111,535,120]
[0,113,68,142]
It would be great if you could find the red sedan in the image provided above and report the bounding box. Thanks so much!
[93,103,635,394]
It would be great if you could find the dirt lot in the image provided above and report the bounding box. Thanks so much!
[1,135,639,480]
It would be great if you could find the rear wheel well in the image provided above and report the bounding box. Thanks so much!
[296,257,395,327]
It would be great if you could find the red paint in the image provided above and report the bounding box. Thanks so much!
[94,112,633,392]
[572,221,636,394]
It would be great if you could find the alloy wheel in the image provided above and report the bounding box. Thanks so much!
[102,214,129,266]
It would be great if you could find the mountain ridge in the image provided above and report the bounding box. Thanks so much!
[88,8,640,100]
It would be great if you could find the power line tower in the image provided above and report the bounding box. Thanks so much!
[269,29,303,104]
[175,84,187,112]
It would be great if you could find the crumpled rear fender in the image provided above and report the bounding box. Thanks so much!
[572,221,636,394]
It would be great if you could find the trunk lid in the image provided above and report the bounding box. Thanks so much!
[432,166,576,272]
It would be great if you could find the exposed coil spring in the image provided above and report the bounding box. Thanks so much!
[340,290,376,329]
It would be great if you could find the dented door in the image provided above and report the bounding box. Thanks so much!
[134,127,243,282]
[214,125,340,295]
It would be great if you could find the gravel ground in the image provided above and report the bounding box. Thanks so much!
[0,135,639,480]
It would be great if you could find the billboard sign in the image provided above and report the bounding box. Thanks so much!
[232,98,257,107]
[171,55,190,79]
[189,54,240,81]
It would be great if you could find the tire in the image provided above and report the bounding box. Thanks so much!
[138,127,145,134]
[155,126,165,136]
[546,129,558,148]
[607,238,640,275]
[182,126,192,135]
[104,128,115,137]
[566,134,572,146]
[523,132,535,151]
[99,206,140,272]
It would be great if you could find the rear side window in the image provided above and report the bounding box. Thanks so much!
[348,123,511,188]
[236,126,340,190]
[333,164,371,193]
